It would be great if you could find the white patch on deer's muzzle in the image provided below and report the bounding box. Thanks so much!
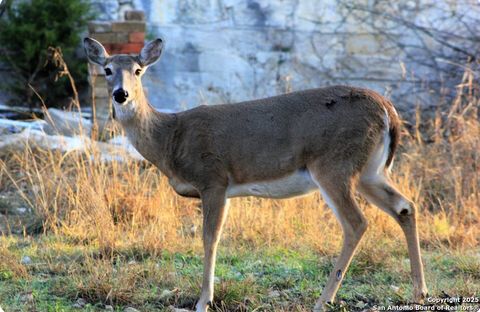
[112,100,137,121]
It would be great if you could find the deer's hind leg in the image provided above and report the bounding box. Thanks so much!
[358,171,428,302]
[308,165,368,311]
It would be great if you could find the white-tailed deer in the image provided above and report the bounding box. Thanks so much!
[84,38,428,311]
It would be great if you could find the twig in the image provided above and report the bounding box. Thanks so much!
[47,47,80,111]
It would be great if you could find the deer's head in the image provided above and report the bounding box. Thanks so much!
[83,37,163,120]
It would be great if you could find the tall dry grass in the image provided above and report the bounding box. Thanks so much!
[0,69,478,262]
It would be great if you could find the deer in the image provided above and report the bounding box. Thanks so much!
[84,37,428,311]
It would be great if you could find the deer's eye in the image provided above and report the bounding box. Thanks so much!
[135,69,142,76]
[104,68,112,76]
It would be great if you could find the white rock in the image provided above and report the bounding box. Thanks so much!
[0,129,143,162]
[167,306,191,312]
[0,128,88,154]
[19,292,34,303]
[72,298,87,308]
[0,118,47,133]
[20,256,32,265]
[16,207,28,214]
[44,108,92,137]
[107,136,144,160]
[268,290,281,298]
[124,307,140,312]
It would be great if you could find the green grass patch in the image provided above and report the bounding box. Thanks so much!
[0,235,479,311]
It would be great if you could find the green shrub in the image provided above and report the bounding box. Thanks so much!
[0,0,92,108]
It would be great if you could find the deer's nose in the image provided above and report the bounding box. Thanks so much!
[113,88,129,104]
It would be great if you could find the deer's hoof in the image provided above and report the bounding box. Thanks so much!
[195,298,213,312]
[313,300,333,312]
[414,287,429,303]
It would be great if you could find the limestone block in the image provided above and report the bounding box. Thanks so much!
[93,87,109,99]
[168,0,226,24]
[88,21,112,33]
[111,21,146,33]
[90,32,129,44]
[88,64,105,76]
[295,0,345,32]
[345,34,382,56]
[125,10,145,21]
[90,75,108,89]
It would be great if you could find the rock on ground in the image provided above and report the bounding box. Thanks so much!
[72,298,87,308]
[0,128,143,162]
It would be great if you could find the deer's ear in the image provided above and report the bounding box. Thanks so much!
[139,38,163,67]
[84,37,109,66]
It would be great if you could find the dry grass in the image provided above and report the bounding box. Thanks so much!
[0,245,29,280]
[0,70,479,310]
[1,86,478,254]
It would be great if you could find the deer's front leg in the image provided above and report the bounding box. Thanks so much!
[196,186,229,312]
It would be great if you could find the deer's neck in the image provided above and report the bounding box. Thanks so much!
[119,91,177,176]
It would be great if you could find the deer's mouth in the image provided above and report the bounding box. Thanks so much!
[112,98,130,106]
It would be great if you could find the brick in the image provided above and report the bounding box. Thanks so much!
[124,10,145,21]
[103,44,116,54]
[89,33,115,43]
[90,33,128,44]
[108,43,143,54]
[101,44,113,55]
[111,21,146,33]
[88,21,112,33]
[114,33,129,43]
[129,32,145,43]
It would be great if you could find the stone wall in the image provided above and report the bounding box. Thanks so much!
[90,0,480,114]
[0,1,474,116]
[0,0,468,115]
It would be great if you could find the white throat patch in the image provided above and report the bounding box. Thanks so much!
[113,100,137,121]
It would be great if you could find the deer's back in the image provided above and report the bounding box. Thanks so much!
[172,85,395,185]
